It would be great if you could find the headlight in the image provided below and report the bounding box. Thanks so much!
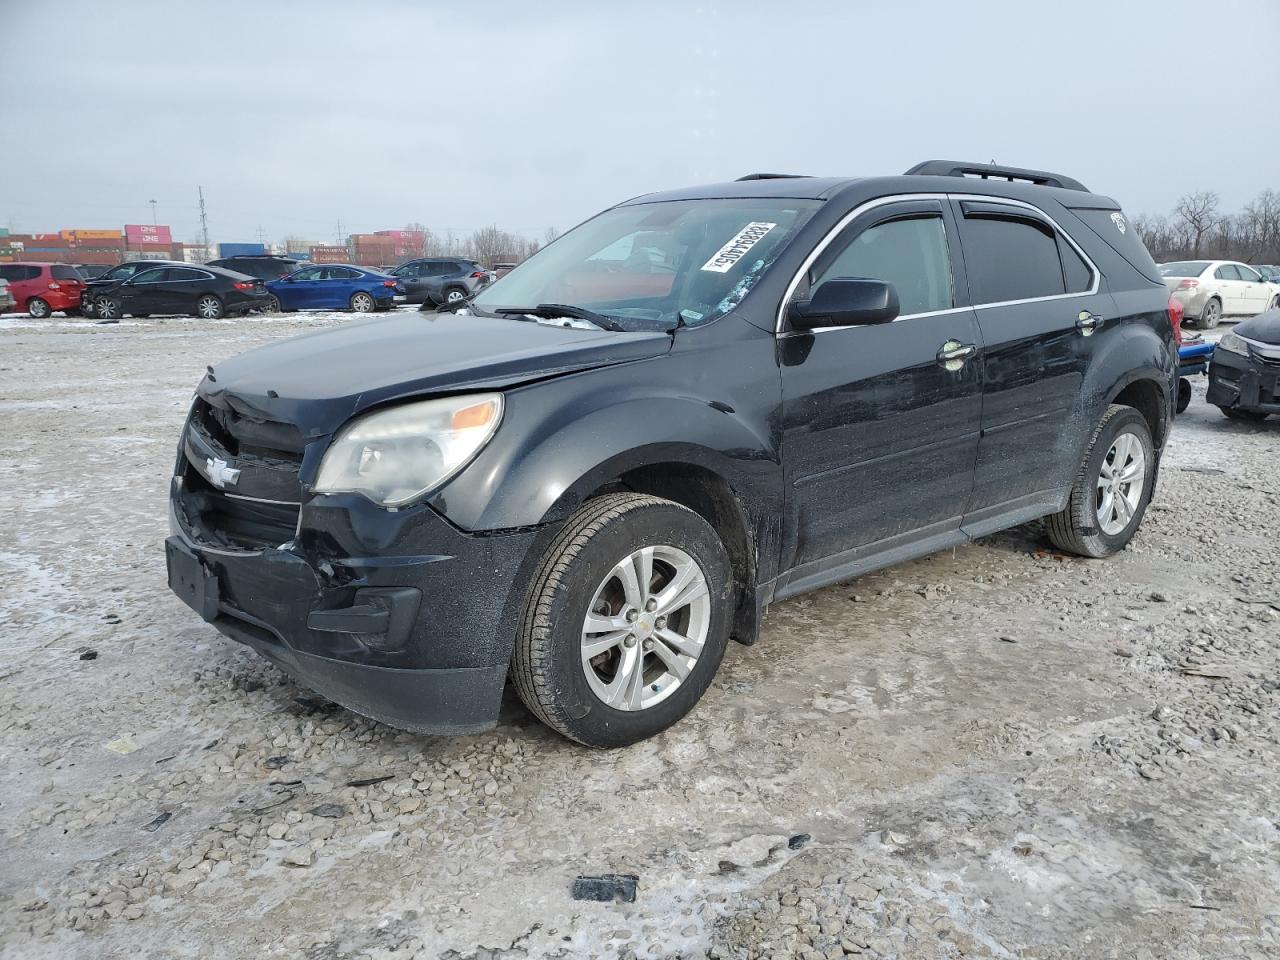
[313,393,502,507]
[1217,331,1248,356]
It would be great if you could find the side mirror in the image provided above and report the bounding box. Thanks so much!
[787,278,900,331]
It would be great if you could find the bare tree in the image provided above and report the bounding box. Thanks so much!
[1174,191,1222,258]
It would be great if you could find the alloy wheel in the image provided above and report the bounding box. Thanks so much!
[580,545,711,711]
[96,299,118,320]
[197,296,222,319]
[446,289,466,304]
[351,293,374,312]
[29,298,50,319]
[1096,431,1146,536]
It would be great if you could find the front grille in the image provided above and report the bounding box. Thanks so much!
[179,397,306,549]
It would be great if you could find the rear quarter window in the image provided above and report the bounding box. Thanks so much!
[1066,206,1162,284]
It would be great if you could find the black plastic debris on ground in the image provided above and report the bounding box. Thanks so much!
[142,811,172,832]
[572,874,638,903]
[308,803,346,819]
[78,649,98,661]
[345,774,395,788]
[788,833,811,850]
[263,755,291,769]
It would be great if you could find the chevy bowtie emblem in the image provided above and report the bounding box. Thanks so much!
[206,457,241,489]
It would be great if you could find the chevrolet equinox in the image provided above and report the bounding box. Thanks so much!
[167,161,1178,747]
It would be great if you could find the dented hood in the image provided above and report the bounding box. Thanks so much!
[199,311,671,438]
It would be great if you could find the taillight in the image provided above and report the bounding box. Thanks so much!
[48,282,61,290]
[470,271,485,279]
[1167,296,1183,346]
[1176,279,1199,290]
[383,279,397,288]
[233,280,255,292]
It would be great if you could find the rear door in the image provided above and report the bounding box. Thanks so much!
[953,198,1110,529]
[164,267,209,314]
[779,198,982,567]
[321,266,361,307]
[1235,263,1271,313]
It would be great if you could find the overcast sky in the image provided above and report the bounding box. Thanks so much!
[2,0,1277,245]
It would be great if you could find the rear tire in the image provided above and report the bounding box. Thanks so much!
[1194,298,1221,330]
[1219,405,1268,422]
[350,291,375,312]
[196,295,224,319]
[444,286,468,304]
[1046,405,1155,558]
[28,298,51,319]
[512,493,732,747]
[1176,378,1192,414]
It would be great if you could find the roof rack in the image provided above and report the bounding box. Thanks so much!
[735,172,810,181]
[904,160,1088,193]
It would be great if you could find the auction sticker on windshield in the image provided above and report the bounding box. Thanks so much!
[700,222,776,273]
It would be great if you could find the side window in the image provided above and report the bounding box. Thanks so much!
[325,267,359,280]
[962,215,1065,303]
[0,265,40,281]
[1237,264,1261,283]
[132,268,169,283]
[1214,265,1237,281]
[810,215,953,316]
[293,266,322,281]
[1059,237,1093,294]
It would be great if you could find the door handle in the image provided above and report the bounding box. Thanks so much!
[1076,311,1103,335]
[936,340,976,370]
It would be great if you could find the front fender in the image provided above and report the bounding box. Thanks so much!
[429,367,781,532]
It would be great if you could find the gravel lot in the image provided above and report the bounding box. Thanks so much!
[1,311,1277,960]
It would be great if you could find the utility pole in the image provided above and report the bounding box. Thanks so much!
[335,218,346,246]
[198,186,210,259]
[255,225,267,247]
[149,199,158,225]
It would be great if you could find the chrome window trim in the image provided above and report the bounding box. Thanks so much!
[774,192,1101,335]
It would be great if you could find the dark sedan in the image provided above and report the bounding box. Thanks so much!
[94,264,271,320]
[1208,308,1280,421]
[81,259,187,318]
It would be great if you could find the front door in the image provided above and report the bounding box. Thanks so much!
[1236,263,1271,314]
[120,267,169,315]
[952,198,1112,525]
[779,198,982,568]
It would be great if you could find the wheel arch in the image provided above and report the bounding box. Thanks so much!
[1108,374,1171,450]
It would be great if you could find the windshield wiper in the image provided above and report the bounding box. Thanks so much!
[494,303,625,332]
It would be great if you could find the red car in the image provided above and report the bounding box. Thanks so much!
[0,262,86,318]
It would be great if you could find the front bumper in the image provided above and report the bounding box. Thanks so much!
[167,482,550,733]
[1207,347,1280,414]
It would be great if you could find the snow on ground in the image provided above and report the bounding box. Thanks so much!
[0,312,1278,960]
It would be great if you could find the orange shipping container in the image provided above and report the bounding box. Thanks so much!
[66,229,124,241]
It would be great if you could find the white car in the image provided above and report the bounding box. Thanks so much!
[1160,259,1280,330]
[0,278,13,314]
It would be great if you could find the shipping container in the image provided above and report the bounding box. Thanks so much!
[217,242,267,258]
[124,224,174,245]
[63,229,124,241]
[309,245,350,264]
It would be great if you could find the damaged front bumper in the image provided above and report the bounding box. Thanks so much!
[167,481,546,733]
[1206,347,1280,415]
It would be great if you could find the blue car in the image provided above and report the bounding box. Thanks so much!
[267,264,404,313]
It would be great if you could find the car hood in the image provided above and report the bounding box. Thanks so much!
[1234,308,1280,346]
[198,310,672,438]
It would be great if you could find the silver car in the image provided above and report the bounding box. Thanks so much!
[1161,259,1280,329]
[0,278,14,314]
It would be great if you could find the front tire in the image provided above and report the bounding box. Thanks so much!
[28,298,51,319]
[350,291,376,312]
[196,295,224,319]
[1194,298,1221,330]
[95,298,120,321]
[513,493,732,747]
[1046,405,1155,558]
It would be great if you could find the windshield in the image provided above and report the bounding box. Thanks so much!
[1160,261,1209,277]
[472,198,820,331]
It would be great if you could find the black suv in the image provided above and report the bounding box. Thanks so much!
[205,255,303,282]
[388,257,488,305]
[166,161,1177,747]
